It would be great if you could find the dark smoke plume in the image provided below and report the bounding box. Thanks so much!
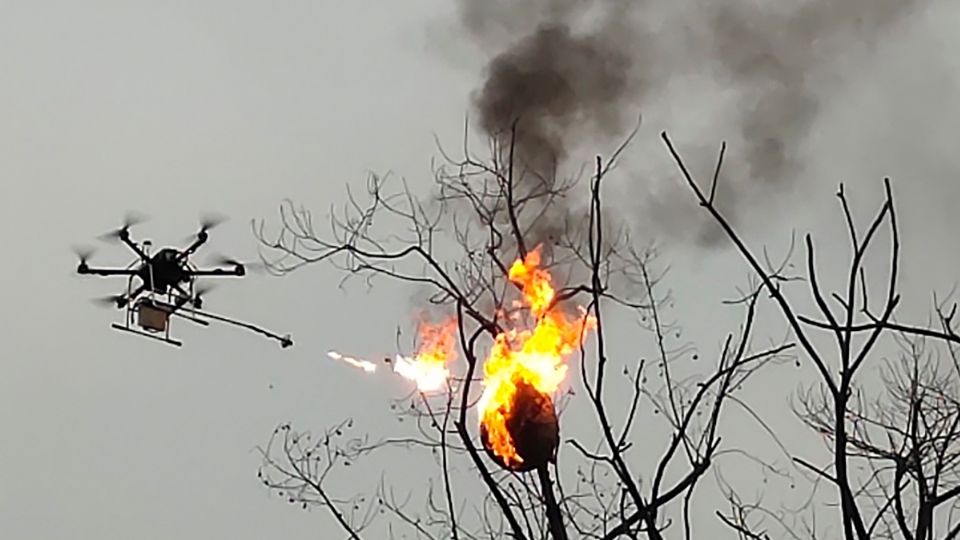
[473,24,632,180]
[705,0,922,187]
[455,0,928,246]
[467,1,644,184]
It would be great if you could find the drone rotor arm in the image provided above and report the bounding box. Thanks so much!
[117,233,151,261]
[176,232,209,262]
[185,267,245,277]
[77,266,140,276]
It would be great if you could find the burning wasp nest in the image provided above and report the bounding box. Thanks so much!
[480,379,559,472]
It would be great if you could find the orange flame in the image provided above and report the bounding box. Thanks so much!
[394,319,457,392]
[477,246,595,468]
[328,322,455,392]
[508,248,555,317]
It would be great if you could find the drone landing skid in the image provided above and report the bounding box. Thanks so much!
[111,323,183,348]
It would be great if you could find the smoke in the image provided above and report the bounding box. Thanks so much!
[700,0,922,216]
[466,1,645,186]
[454,0,929,246]
[473,24,632,180]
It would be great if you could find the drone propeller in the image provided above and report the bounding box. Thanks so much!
[209,254,266,274]
[191,283,217,309]
[181,213,227,243]
[210,254,242,266]
[199,212,227,233]
[72,245,97,264]
[98,211,149,242]
[91,294,127,309]
[194,283,217,297]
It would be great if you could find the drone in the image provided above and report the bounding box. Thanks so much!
[74,214,293,348]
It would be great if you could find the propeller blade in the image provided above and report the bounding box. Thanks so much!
[72,245,97,263]
[199,212,227,232]
[99,211,149,242]
[97,230,123,242]
[210,254,242,266]
[91,294,126,308]
[194,283,217,298]
[122,211,149,229]
[189,282,217,309]
[179,213,227,243]
[209,254,266,274]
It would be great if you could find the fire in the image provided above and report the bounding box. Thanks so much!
[507,248,555,317]
[393,319,457,392]
[329,320,457,391]
[326,247,592,470]
[477,246,595,469]
[327,350,377,373]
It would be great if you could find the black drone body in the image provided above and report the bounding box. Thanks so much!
[75,216,291,348]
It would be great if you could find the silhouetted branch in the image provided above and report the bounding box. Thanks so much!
[667,130,960,540]
[256,127,787,539]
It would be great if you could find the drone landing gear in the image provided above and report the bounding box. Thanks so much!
[111,323,183,347]
[110,298,208,348]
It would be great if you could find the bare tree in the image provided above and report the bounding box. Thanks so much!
[250,125,791,539]
[663,131,960,540]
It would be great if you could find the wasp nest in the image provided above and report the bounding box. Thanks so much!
[480,379,560,472]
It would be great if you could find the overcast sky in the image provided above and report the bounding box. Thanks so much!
[2,1,960,538]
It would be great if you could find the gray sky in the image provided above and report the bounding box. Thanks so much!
[2,1,960,538]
